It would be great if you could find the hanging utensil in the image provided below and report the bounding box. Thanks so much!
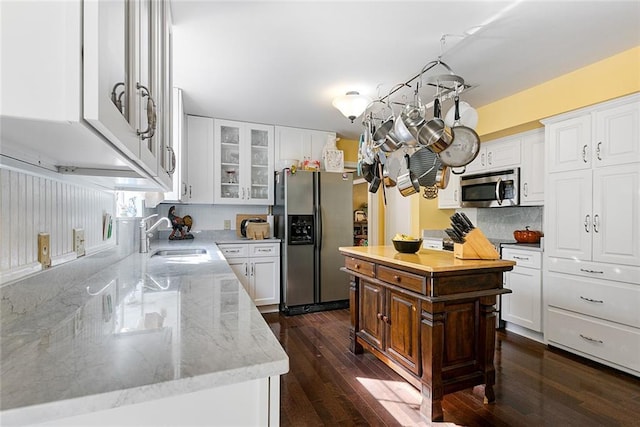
[437,93,481,168]
[409,147,439,187]
[396,152,420,197]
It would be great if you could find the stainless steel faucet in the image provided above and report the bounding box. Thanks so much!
[139,214,171,253]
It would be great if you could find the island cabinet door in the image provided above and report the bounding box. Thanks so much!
[386,290,421,376]
[359,280,385,349]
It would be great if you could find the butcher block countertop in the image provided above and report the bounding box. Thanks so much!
[339,246,516,274]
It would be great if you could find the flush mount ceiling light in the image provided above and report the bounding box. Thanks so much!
[332,91,372,123]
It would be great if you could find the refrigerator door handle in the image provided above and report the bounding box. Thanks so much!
[316,205,322,251]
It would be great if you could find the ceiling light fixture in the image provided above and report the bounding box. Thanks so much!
[332,91,371,123]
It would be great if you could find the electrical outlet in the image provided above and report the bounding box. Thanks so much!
[73,228,86,257]
[38,233,51,268]
[224,220,231,230]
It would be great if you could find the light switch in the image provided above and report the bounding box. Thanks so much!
[73,228,86,257]
[38,233,51,268]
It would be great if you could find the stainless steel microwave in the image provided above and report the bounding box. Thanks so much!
[460,168,520,208]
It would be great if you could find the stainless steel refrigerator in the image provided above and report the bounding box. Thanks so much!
[274,170,353,315]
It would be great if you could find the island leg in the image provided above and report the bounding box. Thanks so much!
[349,277,363,354]
[479,295,498,404]
[420,303,445,421]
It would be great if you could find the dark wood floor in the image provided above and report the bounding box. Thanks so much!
[263,309,640,427]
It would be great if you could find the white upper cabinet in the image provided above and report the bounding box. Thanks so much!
[544,94,640,267]
[463,136,521,175]
[185,115,215,204]
[520,130,545,206]
[274,126,336,170]
[0,0,172,191]
[545,94,640,173]
[214,120,274,205]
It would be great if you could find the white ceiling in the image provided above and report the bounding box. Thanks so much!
[170,0,640,140]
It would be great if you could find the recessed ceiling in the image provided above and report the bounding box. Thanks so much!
[171,0,640,140]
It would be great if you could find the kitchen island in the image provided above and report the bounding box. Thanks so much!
[1,236,288,426]
[339,245,515,422]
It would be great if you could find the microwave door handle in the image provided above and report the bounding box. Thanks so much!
[495,178,503,205]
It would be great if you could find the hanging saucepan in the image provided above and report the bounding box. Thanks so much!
[384,152,403,187]
[400,83,426,144]
[435,164,450,189]
[397,153,420,197]
[417,97,453,153]
[393,92,419,147]
[437,95,481,168]
[409,147,439,187]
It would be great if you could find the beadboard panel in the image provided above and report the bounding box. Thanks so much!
[0,168,115,283]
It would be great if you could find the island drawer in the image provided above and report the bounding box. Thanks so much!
[345,257,375,277]
[377,265,425,293]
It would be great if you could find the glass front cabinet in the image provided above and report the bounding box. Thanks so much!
[214,120,274,205]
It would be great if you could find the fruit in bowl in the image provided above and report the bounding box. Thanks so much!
[392,234,423,253]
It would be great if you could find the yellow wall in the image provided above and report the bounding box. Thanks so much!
[476,46,640,139]
[337,138,359,163]
[418,46,640,232]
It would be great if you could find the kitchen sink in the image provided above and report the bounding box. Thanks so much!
[152,248,207,257]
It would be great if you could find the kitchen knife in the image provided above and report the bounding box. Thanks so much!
[459,212,475,231]
[451,221,467,238]
[450,213,468,234]
[445,228,465,244]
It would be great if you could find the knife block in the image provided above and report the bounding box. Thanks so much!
[453,228,500,260]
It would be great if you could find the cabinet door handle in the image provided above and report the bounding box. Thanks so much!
[579,334,603,344]
[136,83,157,140]
[244,263,248,276]
[580,296,604,304]
[488,151,493,165]
[250,263,255,276]
[593,214,600,233]
[110,82,126,114]
[189,185,192,199]
[582,144,588,163]
[167,146,176,174]
[580,268,604,274]
[454,189,458,202]
[584,214,590,232]
[481,152,486,167]
[523,182,528,197]
[596,141,602,161]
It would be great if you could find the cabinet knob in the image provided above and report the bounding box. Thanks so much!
[382,315,390,324]
[393,275,401,282]
[377,313,383,320]
[354,263,360,269]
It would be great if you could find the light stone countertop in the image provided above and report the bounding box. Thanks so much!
[0,236,289,426]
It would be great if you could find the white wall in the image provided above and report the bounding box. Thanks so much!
[0,168,115,284]
[156,203,268,230]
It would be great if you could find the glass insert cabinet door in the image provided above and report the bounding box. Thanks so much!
[250,128,270,201]
[220,124,241,200]
[215,120,274,204]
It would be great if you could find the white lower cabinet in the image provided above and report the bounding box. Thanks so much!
[501,247,542,332]
[544,260,640,376]
[219,242,280,312]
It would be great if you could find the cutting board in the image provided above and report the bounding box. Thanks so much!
[235,214,268,237]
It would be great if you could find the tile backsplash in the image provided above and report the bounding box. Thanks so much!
[475,206,544,240]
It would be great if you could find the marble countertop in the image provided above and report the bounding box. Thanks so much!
[339,245,516,273]
[0,237,288,426]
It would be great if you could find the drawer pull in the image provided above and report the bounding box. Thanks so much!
[579,334,603,344]
[580,268,604,274]
[227,249,240,254]
[354,263,360,269]
[579,296,604,304]
[513,256,529,261]
[257,248,272,253]
[393,275,401,282]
